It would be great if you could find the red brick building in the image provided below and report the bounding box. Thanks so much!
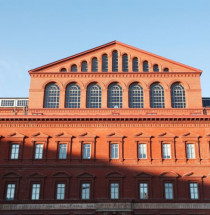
[0,41,210,215]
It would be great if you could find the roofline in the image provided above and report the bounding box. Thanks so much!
[29,40,202,73]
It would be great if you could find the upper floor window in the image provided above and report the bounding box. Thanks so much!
[143,61,149,72]
[60,68,67,72]
[171,83,186,108]
[129,83,144,108]
[187,143,195,159]
[153,64,159,72]
[162,143,171,159]
[71,64,77,72]
[108,83,122,108]
[139,143,147,159]
[81,61,88,72]
[35,144,43,159]
[56,183,65,200]
[83,144,91,159]
[110,183,119,199]
[6,184,15,200]
[150,83,165,108]
[110,144,119,159]
[59,144,67,159]
[65,83,80,108]
[112,50,118,72]
[139,183,148,199]
[102,54,108,72]
[31,183,40,200]
[190,183,199,199]
[11,144,19,159]
[92,57,98,72]
[81,183,90,199]
[132,57,139,72]
[87,83,101,108]
[164,182,174,199]
[163,67,169,72]
[44,83,60,108]
[122,54,128,72]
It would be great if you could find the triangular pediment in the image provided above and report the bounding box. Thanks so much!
[31,132,49,142]
[55,132,73,138]
[52,172,71,178]
[183,172,205,178]
[135,172,153,178]
[28,173,46,178]
[77,172,95,178]
[29,41,201,73]
[159,171,180,178]
[107,132,124,138]
[134,132,151,138]
[8,132,25,138]
[182,132,200,139]
[78,132,96,138]
[2,172,21,178]
[106,171,124,178]
[158,132,177,139]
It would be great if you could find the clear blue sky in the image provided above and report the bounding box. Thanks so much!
[0,0,210,97]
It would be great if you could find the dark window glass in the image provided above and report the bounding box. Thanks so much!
[81,61,88,72]
[164,68,169,72]
[92,58,98,72]
[132,57,139,72]
[108,83,122,108]
[112,51,118,72]
[153,64,159,72]
[102,54,108,72]
[65,83,80,108]
[44,83,60,108]
[171,83,186,108]
[122,54,128,72]
[71,64,77,72]
[150,83,165,108]
[143,61,149,72]
[87,83,101,108]
[61,68,67,72]
[129,83,144,108]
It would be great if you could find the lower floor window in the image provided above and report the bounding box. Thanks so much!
[56,183,65,200]
[31,184,40,200]
[6,184,15,200]
[164,182,173,199]
[110,183,119,199]
[140,183,148,199]
[81,183,90,199]
[190,183,199,199]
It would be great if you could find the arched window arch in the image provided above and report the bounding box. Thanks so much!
[44,83,60,108]
[60,68,67,72]
[132,57,139,72]
[143,61,149,72]
[122,54,128,72]
[171,83,186,108]
[92,58,98,72]
[153,64,159,72]
[129,83,144,108]
[112,50,118,72]
[102,54,108,72]
[164,67,169,72]
[87,83,101,108]
[65,83,80,108]
[108,83,122,108]
[150,83,165,108]
[71,64,77,72]
[81,61,88,72]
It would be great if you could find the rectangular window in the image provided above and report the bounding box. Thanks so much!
[111,144,119,159]
[162,144,171,159]
[187,144,195,159]
[31,184,40,200]
[59,144,67,159]
[6,184,15,200]
[139,183,148,199]
[81,183,90,199]
[164,183,173,199]
[35,144,43,159]
[110,183,119,199]
[10,144,19,159]
[56,183,65,200]
[83,144,91,159]
[190,183,199,199]
[139,144,147,159]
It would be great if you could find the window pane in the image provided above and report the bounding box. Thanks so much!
[35,144,43,159]
[87,83,101,108]
[132,57,139,72]
[190,183,199,199]
[129,83,144,108]
[140,183,148,199]
[11,144,19,159]
[31,184,40,200]
[102,54,108,72]
[108,83,122,108]
[122,54,128,72]
[112,51,118,72]
[164,183,173,199]
[164,68,169,72]
[150,83,165,108]
[163,144,171,159]
[81,61,88,72]
[171,83,186,108]
[143,61,149,72]
[6,184,15,200]
[92,58,98,72]
[59,144,67,159]
[44,83,60,108]
[111,183,119,199]
[71,65,77,72]
[111,144,119,159]
[139,144,147,159]
[83,144,91,159]
[81,183,90,199]
[153,64,159,72]
[57,183,65,200]
[65,84,80,108]
[187,144,195,159]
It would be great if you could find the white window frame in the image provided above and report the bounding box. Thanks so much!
[34,144,43,159]
[6,184,15,200]
[139,183,148,199]
[56,183,65,200]
[81,183,90,200]
[111,144,119,159]
[139,143,147,159]
[83,144,91,159]
[31,184,40,200]
[10,144,19,159]
[162,143,171,159]
[187,143,195,159]
[190,182,199,199]
[164,182,174,200]
[110,183,119,199]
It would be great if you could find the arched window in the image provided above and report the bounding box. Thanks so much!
[44,83,60,108]
[132,57,139,72]
[92,58,98,72]
[143,61,149,72]
[108,83,122,108]
[150,83,165,108]
[71,64,77,72]
[60,68,67,72]
[171,83,186,108]
[122,54,128,72]
[102,54,108,72]
[87,83,101,108]
[65,83,80,108]
[81,61,88,72]
[164,67,169,72]
[129,83,143,108]
[153,64,159,72]
[112,50,118,72]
